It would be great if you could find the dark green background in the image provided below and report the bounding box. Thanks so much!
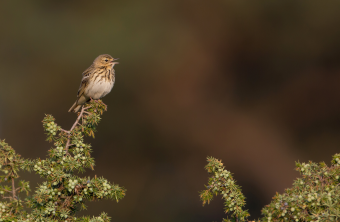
[1,1,340,221]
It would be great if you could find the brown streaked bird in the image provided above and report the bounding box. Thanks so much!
[68,54,119,113]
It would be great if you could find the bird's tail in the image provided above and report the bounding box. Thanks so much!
[68,101,82,113]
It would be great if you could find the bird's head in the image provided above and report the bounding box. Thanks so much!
[94,54,119,67]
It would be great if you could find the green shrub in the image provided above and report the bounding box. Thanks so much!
[0,100,126,222]
[200,155,340,222]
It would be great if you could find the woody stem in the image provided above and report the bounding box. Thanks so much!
[12,177,16,199]
[65,106,86,153]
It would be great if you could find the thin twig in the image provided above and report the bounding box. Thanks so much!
[60,129,70,134]
[65,106,86,153]
[12,178,16,199]
[70,108,86,132]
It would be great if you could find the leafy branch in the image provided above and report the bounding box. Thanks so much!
[200,157,249,222]
[0,100,126,221]
[200,154,340,222]
[0,140,30,220]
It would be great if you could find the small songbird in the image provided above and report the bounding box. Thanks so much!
[68,54,119,113]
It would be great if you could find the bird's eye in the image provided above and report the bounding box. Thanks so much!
[105,59,108,62]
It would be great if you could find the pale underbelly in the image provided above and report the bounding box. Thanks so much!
[84,79,114,99]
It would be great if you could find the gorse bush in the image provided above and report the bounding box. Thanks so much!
[0,100,126,222]
[200,155,340,222]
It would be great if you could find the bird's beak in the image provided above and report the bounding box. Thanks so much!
[111,58,119,64]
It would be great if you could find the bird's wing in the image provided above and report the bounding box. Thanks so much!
[77,66,92,97]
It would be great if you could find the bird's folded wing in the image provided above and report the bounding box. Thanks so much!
[77,69,91,98]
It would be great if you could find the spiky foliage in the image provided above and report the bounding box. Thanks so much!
[0,140,30,221]
[200,155,340,222]
[200,157,250,222]
[0,100,126,222]
[261,154,340,222]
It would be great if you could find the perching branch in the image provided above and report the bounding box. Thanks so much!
[64,106,87,153]
[0,100,125,221]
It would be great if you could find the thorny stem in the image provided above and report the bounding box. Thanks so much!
[65,106,86,153]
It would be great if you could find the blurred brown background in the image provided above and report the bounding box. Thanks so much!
[1,1,340,221]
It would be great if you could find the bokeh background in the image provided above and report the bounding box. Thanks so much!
[1,1,340,221]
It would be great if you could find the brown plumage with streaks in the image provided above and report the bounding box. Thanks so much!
[68,54,119,113]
